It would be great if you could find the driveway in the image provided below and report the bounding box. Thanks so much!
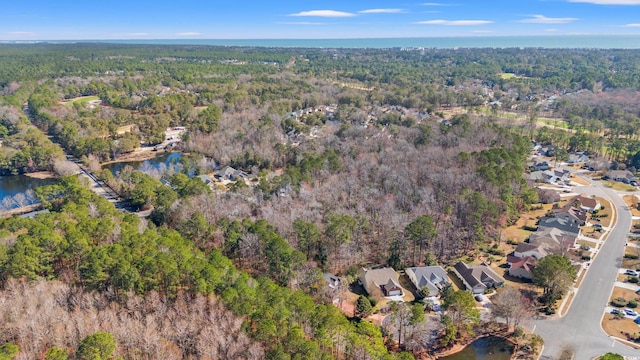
[530,171,640,359]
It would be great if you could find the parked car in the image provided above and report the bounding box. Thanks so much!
[475,295,484,302]
[624,309,638,317]
[635,316,640,324]
[611,309,620,315]
[625,269,639,276]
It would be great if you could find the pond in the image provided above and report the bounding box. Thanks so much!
[440,336,515,360]
[103,152,183,175]
[0,175,56,211]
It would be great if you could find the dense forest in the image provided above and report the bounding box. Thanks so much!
[1,43,640,359]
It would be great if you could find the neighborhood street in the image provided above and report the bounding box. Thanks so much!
[532,172,640,359]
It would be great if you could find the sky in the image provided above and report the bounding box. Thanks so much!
[2,0,640,40]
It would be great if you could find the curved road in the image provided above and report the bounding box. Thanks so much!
[532,174,640,359]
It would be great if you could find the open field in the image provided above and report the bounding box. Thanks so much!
[60,95,100,107]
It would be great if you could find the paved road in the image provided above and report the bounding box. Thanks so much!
[532,173,640,359]
[22,103,130,212]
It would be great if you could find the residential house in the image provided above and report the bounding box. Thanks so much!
[214,166,249,182]
[526,170,545,182]
[453,262,505,294]
[530,160,550,171]
[323,273,341,291]
[405,266,449,298]
[507,255,537,280]
[568,194,601,213]
[528,226,579,253]
[567,153,589,165]
[553,206,587,226]
[537,145,555,157]
[359,267,404,298]
[586,158,611,171]
[195,174,214,186]
[606,170,638,185]
[537,216,581,235]
[514,242,550,260]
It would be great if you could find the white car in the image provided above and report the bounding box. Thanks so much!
[624,309,638,317]
[624,269,639,276]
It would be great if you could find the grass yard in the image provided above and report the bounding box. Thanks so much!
[624,195,640,217]
[622,255,640,270]
[594,197,613,227]
[602,315,640,345]
[115,124,135,135]
[603,286,640,344]
[501,203,558,244]
[61,95,100,107]
[601,179,638,192]
[577,239,598,249]
[571,176,591,186]
[610,286,640,304]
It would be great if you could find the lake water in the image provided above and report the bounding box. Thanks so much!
[21,35,640,49]
[103,152,183,175]
[440,336,515,360]
[0,175,55,199]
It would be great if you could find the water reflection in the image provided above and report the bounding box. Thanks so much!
[440,336,514,360]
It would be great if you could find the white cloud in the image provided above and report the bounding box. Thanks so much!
[625,23,640,27]
[276,22,324,25]
[568,0,640,4]
[177,32,201,36]
[422,2,454,5]
[415,19,493,26]
[545,28,560,32]
[126,33,150,36]
[289,10,356,17]
[359,9,405,14]
[520,15,578,24]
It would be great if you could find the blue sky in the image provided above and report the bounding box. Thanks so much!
[2,0,640,40]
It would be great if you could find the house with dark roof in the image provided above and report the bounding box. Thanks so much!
[358,267,404,298]
[507,256,537,280]
[214,166,249,182]
[537,216,581,235]
[606,170,638,185]
[567,194,601,213]
[453,262,504,294]
[405,266,450,298]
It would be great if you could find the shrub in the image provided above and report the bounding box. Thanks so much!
[542,307,555,315]
[629,277,639,284]
[506,239,518,246]
[0,343,19,360]
[523,225,538,231]
[628,300,638,308]
[625,253,639,260]
[611,297,627,307]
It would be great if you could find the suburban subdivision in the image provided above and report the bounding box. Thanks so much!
[2,40,640,360]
